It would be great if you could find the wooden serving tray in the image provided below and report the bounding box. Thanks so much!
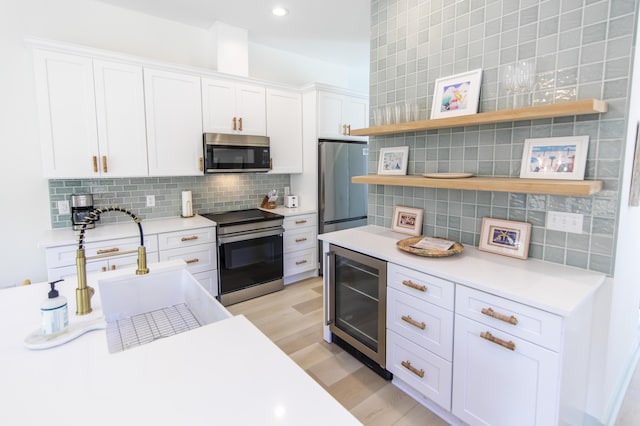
[396,236,464,258]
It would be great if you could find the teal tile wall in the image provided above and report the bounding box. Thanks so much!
[48,174,291,228]
[368,0,639,275]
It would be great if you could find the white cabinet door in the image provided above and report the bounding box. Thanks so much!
[452,315,560,426]
[144,68,203,176]
[202,78,266,136]
[34,50,98,178]
[266,88,302,174]
[93,60,147,177]
[202,78,236,133]
[317,91,368,141]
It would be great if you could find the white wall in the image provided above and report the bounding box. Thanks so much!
[0,0,367,288]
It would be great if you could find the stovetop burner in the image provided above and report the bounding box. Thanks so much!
[201,208,283,227]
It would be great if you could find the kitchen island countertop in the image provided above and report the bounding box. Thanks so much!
[0,270,360,426]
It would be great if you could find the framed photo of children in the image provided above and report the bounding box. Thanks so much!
[430,69,483,119]
[479,218,532,260]
[519,136,589,180]
[391,205,423,236]
[378,146,409,175]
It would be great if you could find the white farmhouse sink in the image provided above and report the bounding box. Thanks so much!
[97,262,231,352]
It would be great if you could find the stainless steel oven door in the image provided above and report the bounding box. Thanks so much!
[218,226,284,305]
[327,244,387,367]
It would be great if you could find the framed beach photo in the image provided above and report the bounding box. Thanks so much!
[430,69,483,119]
[391,205,423,236]
[378,146,409,175]
[520,136,589,180]
[479,218,532,260]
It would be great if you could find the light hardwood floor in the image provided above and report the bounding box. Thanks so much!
[228,277,640,425]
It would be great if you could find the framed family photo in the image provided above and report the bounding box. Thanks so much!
[391,205,423,236]
[479,218,532,260]
[378,146,409,175]
[520,136,589,180]
[430,69,483,119]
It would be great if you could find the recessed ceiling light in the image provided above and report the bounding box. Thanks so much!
[272,7,288,16]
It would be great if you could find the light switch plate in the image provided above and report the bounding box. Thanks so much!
[146,195,155,207]
[57,200,70,215]
[546,211,583,234]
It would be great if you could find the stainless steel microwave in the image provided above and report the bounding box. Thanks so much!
[203,133,271,173]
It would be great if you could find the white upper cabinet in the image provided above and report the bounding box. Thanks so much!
[266,88,303,174]
[144,68,204,176]
[34,50,148,178]
[93,60,148,177]
[202,78,266,136]
[34,50,99,178]
[317,91,368,141]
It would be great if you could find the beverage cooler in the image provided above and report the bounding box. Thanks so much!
[324,244,390,379]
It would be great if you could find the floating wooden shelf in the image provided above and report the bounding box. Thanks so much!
[351,175,603,196]
[350,99,608,136]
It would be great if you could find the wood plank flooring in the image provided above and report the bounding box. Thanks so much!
[228,277,640,426]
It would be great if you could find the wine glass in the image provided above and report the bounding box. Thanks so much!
[514,59,535,108]
[502,64,519,108]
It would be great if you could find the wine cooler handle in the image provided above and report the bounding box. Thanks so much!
[324,250,334,326]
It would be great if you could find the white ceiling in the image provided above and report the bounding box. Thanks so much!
[95,0,371,67]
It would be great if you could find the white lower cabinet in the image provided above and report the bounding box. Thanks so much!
[282,213,317,282]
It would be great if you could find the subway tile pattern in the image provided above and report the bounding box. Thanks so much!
[368,0,639,275]
[49,174,290,228]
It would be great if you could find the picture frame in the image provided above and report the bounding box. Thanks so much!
[391,205,423,236]
[519,136,589,180]
[479,218,532,260]
[430,69,483,119]
[378,146,409,175]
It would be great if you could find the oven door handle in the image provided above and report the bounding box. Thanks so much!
[324,250,334,326]
[218,226,284,244]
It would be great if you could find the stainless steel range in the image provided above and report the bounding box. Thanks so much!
[202,209,284,306]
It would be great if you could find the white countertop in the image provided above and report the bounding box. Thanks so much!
[38,215,216,248]
[260,206,317,217]
[0,269,359,426]
[319,225,605,317]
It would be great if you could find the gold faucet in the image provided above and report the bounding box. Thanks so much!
[75,206,149,315]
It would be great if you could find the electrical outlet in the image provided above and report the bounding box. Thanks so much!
[284,186,290,196]
[57,200,70,215]
[546,211,583,234]
[146,195,156,207]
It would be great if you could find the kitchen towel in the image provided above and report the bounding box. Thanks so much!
[181,191,194,217]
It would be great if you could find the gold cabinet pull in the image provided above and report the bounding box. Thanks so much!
[92,156,98,173]
[401,315,426,330]
[270,157,273,170]
[481,307,518,325]
[295,237,308,243]
[480,331,516,351]
[185,258,199,264]
[101,266,107,272]
[233,117,237,130]
[199,157,204,172]
[238,117,243,131]
[102,156,108,173]
[295,220,307,224]
[97,247,119,254]
[402,279,427,292]
[295,260,308,265]
[111,265,116,270]
[342,124,347,135]
[347,124,351,135]
[181,236,198,242]
[401,360,425,378]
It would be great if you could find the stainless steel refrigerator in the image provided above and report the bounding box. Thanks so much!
[318,139,368,270]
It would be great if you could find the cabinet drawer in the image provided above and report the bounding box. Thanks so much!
[387,287,454,361]
[46,235,159,268]
[284,248,316,276]
[387,330,452,411]
[158,227,215,250]
[283,214,317,230]
[455,285,563,351]
[159,244,217,274]
[387,263,455,310]
[284,227,316,253]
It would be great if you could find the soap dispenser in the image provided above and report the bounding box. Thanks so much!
[41,279,68,335]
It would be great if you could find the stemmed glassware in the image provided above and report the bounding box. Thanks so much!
[502,59,535,108]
